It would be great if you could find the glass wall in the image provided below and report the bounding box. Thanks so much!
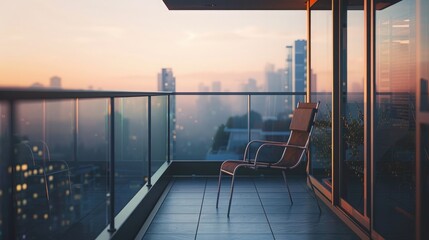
[0,102,9,239]
[418,0,429,237]
[114,97,148,215]
[374,0,416,238]
[310,0,333,191]
[151,96,168,173]
[340,0,365,214]
[12,99,109,240]
[173,95,247,160]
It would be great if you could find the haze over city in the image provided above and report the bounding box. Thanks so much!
[0,0,307,91]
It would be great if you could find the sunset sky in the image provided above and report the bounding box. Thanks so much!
[0,0,307,91]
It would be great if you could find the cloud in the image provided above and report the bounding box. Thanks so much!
[181,26,304,45]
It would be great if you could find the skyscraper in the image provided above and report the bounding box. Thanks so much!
[158,68,176,159]
[292,40,307,107]
[157,68,176,92]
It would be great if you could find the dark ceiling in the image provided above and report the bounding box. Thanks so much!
[162,0,307,10]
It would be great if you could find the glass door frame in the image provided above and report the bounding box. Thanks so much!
[308,0,371,232]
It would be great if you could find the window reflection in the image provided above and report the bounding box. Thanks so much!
[374,0,416,238]
[310,0,333,190]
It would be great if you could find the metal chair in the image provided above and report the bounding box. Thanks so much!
[216,102,321,217]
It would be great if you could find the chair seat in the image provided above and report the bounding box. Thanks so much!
[221,160,253,174]
[221,160,273,174]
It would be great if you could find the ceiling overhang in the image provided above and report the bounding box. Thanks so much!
[162,0,307,10]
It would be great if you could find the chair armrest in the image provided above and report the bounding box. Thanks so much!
[253,143,307,164]
[243,140,288,161]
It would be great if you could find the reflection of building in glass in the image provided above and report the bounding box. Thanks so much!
[377,16,416,129]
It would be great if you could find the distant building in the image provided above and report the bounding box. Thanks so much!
[157,68,176,92]
[292,39,307,107]
[212,81,221,92]
[241,78,259,92]
[158,68,176,158]
[264,64,287,117]
[50,76,62,89]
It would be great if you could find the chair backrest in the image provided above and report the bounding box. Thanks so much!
[274,102,319,169]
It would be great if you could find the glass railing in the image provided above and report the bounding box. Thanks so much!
[0,90,169,240]
[171,92,305,161]
[0,89,306,240]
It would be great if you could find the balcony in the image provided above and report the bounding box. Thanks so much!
[0,89,360,239]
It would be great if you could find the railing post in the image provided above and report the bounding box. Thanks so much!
[73,99,79,162]
[247,94,251,143]
[7,100,17,239]
[167,94,171,163]
[108,97,116,233]
[147,96,152,188]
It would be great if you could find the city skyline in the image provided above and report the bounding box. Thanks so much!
[0,1,306,91]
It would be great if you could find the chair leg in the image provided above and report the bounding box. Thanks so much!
[216,171,223,208]
[307,174,322,214]
[227,174,236,217]
[282,170,293,205]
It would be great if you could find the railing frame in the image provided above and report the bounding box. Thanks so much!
[0,89,305,238]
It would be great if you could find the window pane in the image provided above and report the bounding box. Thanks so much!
[374,0,416,237]
[310,0,333,191]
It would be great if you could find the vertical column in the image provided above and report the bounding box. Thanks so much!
[369,0,376,232]
[73,99,79,162]
[147,96,152,188]
[306,0,311,104]
[6,100,17,239]
[306,0,312,174]
[364,0,372,219]
[167,94,171,163]
[332,0,341,205]
[247,94,251,144]
[108,97,116,233]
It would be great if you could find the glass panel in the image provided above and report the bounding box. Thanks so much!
[72,99,109,239]
[0,102,9,239]
[151,96,168,173]
[310,0,333,191]
[419,0,429,236]
[13,99,109,239]
[374,0,416,238]
[173,95,247,160]
[421,125,429,239]
[114,97,148,215]
[250,95,305,162]
[340,0,365,214]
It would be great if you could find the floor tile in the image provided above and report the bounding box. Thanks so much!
[270,222,352,234]
[199,213,267,223]
[197,223,272,234]
[203,197,261,206]
[157,204,201,214]
[196,233,274,240]
[141,177,358,240]
[152,213,200,223]
[142,233,195,240]
[274,233,360,240]
[146,223,198,234]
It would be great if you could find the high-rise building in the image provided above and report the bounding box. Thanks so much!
[158,68,176,159]
[157,68,176,92]
[292,39,307,107]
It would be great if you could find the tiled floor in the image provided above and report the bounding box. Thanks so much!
[140,176,359,240]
